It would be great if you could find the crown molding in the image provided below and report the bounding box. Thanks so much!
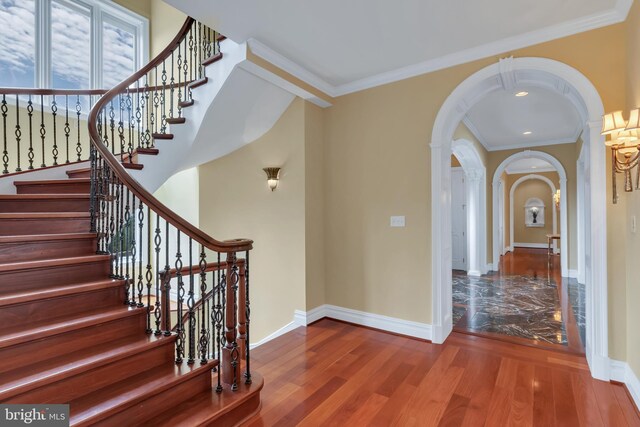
[245,1,631,99]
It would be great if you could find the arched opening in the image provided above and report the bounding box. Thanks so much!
[430,57,608,380]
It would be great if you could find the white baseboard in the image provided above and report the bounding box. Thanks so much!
[303,304,432,340]
[249,311,306,350]
[610,359,640,411]
[513,242,548,249]
[467,270,482,277]
[568,269,579,279]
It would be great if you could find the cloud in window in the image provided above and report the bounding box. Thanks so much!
[0,0,136,89]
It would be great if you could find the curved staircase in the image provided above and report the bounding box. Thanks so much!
[0,16,263,426]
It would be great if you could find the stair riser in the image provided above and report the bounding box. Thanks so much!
[0,217,90,235]
[5,341,174,404]
[0,287,125,331]
[67,170,90,178]
[0,199,89,213]
[0,313,145,375]
[0,237,97,263]
[0,260,110,293]
[16,182,90,194]
[89,368,212,427]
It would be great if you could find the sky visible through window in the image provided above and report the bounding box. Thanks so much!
[0,0,138,90]
[0,0,35,88]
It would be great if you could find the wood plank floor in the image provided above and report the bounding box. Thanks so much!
[245,319,640,426]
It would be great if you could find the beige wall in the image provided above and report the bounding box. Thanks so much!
[510,176,558,244]
[323,23,627,358]
[198,98,312,342]
[113,0,151,19]
[625,0,640,378]
[150,1,187,57]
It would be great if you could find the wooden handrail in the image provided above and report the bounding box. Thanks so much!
[0,88,108,95]
[87,17,253,253]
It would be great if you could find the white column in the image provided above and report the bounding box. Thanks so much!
[466,170,483,276]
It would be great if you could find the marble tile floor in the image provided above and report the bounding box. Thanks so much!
[452,270,586,349]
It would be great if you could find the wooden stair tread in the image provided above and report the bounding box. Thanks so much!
[152,132,174,140]
[70,359,217,426]
[202,53,223,67]
[0,334,174,401]
[134,148,159,155]
[179,99,194,108]
[0,254,109,273]
[66,168,90,176]
[148,372,263,427]
[14,178,90,186]
[122,162,144,170]
[0,194,90,200]
[189,77,208,89]
[0,307,143,350]
[0,232,96,244]
[166,117,186,124]
[0,212,90,219]
[0,278,123,307]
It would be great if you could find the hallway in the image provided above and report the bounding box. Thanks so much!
[452,248,585,353]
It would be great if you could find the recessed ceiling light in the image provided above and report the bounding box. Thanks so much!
[515,91,529,97]
[523,131,532,135]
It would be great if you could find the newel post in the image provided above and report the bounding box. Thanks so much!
[222,252,241,389]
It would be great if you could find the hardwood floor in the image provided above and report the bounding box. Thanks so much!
[246,319,640,426]
[453,248,585,354]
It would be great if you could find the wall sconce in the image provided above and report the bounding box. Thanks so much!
[553,189,560,209]
[601,109,640,204]
[263,167,280,191]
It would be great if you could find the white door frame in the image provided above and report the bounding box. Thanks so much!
[507,173,560,256]
[451,167,468,271]
[452,139,487,276]
[430,57,608,381]
[577,146,586,284]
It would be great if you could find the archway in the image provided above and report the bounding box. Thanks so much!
[452,139,487,277]
[430,57,608,380]
[492,152,567,275]
[508,173,559,256]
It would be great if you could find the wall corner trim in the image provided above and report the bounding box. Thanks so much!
[610,359,640,411]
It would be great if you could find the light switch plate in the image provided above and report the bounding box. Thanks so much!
[390,216,405,227]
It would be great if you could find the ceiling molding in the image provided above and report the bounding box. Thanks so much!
[485,136,578,152]
[461,116,489,147]
[245,0,631,99]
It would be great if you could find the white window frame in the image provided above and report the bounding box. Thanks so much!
[32,0,148,89]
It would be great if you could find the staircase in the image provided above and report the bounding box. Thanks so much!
[0,16,263,426]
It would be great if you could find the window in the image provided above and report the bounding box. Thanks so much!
[0,0,148,89]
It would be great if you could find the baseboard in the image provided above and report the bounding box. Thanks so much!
[249,311,306,350]
[568,269,579,279]
[610,359,640,411]
[304,304,432,341]
[513,242,548,249]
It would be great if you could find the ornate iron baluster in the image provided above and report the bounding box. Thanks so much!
[176,230,185,363]
[137,200,145,307]
[118,94,125,161]
[39,95,45,168]
[170,50,175,119]
[135,80,142,149]
[177,43,183,117]
[124,188,131,304]
[1,95,8,174]
[244,251,251,384]
[89,144,97,233]
[51,95,58,165]
[188,237,196,364]
[76,96,82,161]
[199,246,209,363]
[154,212,162,335]
[145,206,153,333]
[109,101,115,155]
[163,219,172,335]
[215,251,224,392]
[129,194,137,307]
[64,95,70,163]
[161,60,167,133]
[27,95,34,169]
[14,95,21,172]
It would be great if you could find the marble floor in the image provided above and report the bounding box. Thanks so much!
[452,249,586,352]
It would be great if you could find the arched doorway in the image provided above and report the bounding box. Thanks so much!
[430,57,608,380]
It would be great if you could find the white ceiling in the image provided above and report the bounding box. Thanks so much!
[504,158,556,175]
[464,86,582,151]
[165,0,630,95]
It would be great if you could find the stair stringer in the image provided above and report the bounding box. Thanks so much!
[129,39,295,193]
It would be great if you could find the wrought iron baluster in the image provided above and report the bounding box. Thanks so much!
[170,50,175,119]
[14,95,21,172]
[136,80,142,149]
[130,195,137,307]
[51,95,58,165]
[64,95,70,163]
[76,96,82,161]
[40,95,46,168]
[109,101,115,155]
[177,43,183,117]
[199,246,209,363]
[137,200,145,307]
[143,76,151,148]
[163,219,172,335]
[215,251,223,392]
[176,230,185,363]
[124,188,131,304]
[126,89,133,159]
[27,95,34,169]
[161,60,167,133]
[183,37,190,102]
[154,212,162,335]
[188,26,194,98]
[153,67,160,137]
[1,95,8,174]
[188,237,195,364]
[244,251,251,384]
[89,144,97,234]
[145,206,153,333]
[118,94,125,162]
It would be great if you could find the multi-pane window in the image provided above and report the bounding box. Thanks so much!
[0,0,148,89]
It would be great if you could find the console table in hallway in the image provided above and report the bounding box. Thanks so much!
[547,233,560,256]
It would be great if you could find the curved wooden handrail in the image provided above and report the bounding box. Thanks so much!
[0,88,108,95]
[87,17,253,253]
